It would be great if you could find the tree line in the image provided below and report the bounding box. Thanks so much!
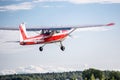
[0,68,120,80]
[82,68,120,80]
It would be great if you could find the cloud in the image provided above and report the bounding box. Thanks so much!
[69,0,100,4]
[0,65,78,75]
[16,65,45,74]
[79,27,109,32]
[39,5,65,8]
[0,69,16,75]
[33,0,66,3]
[0,2,33,11]
[34,0,120,4]
[1,64,120,75]
[0,0,120,11]
[0,0,23,1]
[67,27,109,39]
[68,0,120,4]
[74,27,110,33]
[0,1,64,11]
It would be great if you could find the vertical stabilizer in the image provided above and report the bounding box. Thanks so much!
[19,23,28,42]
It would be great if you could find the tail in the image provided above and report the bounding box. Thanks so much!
[19,23,28,42]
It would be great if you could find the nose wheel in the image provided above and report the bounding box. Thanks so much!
[60,46,65,51]
[39,44,46,51]
[60,42,65,51]
[39,47,43,51]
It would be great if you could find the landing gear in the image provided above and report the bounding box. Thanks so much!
[39,44,46,51]
[60,42,65,51]
[38,42,65,51]
[60,46,65,51]
[39,47,43,51]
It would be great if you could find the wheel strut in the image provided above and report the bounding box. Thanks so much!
[60,42,65,51]
[39,44,46,51]
[39,42,65,51]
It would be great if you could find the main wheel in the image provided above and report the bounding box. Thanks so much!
[60,46,65,51]
[39,47,43,51]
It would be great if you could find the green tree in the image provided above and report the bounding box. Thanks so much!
[85,77,87,80]
[111,76,115,80]
[101,73,105,80]
[90,74,95,80]
[82,68,103,80]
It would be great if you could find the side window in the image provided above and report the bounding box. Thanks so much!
[56,30,60,33]
[41,30,54,35]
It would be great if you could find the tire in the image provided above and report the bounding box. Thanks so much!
[39,47,43,51]
[60,46,65,51]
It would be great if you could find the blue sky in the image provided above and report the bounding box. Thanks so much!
[0,0,120,75]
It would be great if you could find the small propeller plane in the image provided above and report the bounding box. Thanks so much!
[0,22,115,51]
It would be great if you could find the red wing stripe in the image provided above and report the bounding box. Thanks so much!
[106,23,115,26]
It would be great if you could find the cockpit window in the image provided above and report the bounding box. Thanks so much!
[56,30,60,33]
[41,30,53,35]
[41,30,61,35]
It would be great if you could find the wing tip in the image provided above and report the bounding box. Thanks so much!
[106,23,115,26]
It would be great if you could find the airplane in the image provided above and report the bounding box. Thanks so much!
[0,22,115,51]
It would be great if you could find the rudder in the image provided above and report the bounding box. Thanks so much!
[19,23,28,42]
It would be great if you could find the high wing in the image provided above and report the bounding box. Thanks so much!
[26,23,115,31]
[0,23,115,31]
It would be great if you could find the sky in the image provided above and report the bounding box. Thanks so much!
[0,0,120,75]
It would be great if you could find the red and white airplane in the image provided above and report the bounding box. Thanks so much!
[0,22,115,51]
